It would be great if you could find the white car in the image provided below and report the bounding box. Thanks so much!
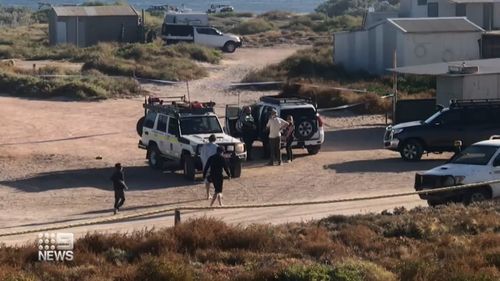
[415,137,500,206]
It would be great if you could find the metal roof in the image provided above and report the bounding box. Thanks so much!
[387,17,484,33]
[52,5,139,17]
[388,58,500,76]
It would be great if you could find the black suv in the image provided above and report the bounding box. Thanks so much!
[384,99,500,161]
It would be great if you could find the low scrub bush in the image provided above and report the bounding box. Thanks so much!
[231,19,275,35]
[0,66,140,100]
[0,202,499,280]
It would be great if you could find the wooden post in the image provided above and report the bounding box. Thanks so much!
[174,209,181,226]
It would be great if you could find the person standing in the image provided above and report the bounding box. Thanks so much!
[240,106,257,161]
[110,163,128,215]
[203,146,231,207]
[200,134,218,199]
[283,115,295,163]
[266,109,289,166]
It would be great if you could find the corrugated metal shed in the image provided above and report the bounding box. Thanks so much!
[388,17,484,33]
[53,5,138,17]
[388,58,500,76]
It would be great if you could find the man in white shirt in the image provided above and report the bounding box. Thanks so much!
[200,134,218,199]
[266,109,289,166]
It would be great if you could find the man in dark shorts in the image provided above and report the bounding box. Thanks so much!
[110,163,128,215]
[203,146,231,207]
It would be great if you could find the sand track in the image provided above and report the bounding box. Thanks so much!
[0,47,450,245]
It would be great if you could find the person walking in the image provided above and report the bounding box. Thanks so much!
[110,163,128,215]
[266,109,289,166]
[283,115,295,163]
[239,106,257,161]
[200,134,218,199]
[203,146,231,207]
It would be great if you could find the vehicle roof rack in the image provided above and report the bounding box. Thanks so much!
[260,95,312,105]
[450,99,500,108]
[490,135,500,140]
[143,96,215,116]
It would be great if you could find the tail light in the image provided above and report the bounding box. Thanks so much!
[317,114,323,127]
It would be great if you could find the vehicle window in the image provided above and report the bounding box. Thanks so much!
[450,145,498,165]
[196,28,210,35]
[156,114,168,132]
[180,116,223,135]
[168,117,179,136]
[144,111,157,129]
[425,109,444,124]
[437,110,461,126]
[280,108,316,120]
[493,153,500,166]
[251,104,262,121]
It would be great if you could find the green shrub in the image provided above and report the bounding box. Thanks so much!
[333,260,396,281]
[231,19,274,35]
[277,264,333,281]
[135,256,194,281]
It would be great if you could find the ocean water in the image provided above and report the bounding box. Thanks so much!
[2,0,325,14]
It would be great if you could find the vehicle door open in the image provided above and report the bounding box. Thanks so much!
[225,104,241,138]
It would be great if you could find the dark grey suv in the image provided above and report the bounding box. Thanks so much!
[384,99,500,161]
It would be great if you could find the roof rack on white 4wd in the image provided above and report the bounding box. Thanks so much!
[137,96,246,181]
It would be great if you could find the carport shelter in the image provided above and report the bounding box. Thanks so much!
[389,58,500,105]
[49,5,140,47]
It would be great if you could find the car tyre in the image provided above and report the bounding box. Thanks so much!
[223,41,236,53]
[464,188,491,205]
[136,116,145,137]
[229,156,242,178]
[306,145,321,155]
[296,120,315,140]
[400,140,423,161]
[183,154,196,181]
[148,144,163,169]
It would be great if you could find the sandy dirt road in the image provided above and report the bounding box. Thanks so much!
[0,47,451,245]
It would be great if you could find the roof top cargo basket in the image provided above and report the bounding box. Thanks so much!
[260,95,313,105]
[143,96,215,116]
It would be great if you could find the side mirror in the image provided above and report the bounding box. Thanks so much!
[493,159,500,167]
[454,140,463,148]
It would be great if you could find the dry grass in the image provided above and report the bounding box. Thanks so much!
[0,202,499,280]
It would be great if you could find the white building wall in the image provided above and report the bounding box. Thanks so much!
[494,3,500,29]
[466,3,484,28]
[462,74,500,100]
[432,0,455,17]
[436,76,464,105]
[410,0,428,17]
[399,32,481,67]
[334,31,369,73]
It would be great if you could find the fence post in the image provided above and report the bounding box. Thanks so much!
[174,209,181,226]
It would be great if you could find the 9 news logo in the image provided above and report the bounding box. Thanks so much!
[37,232,74,262]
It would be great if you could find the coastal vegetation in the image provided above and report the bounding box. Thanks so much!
[0,202,498,280]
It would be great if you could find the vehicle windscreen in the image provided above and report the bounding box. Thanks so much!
[450,145,498,165]
[424,109,446,124]
[180,116,223,135]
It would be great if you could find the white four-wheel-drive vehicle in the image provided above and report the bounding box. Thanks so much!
[415,137,500,206]
[137,96,246,180]
[161,13,242,53]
